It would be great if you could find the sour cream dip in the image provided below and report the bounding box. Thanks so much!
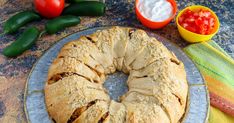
[138,0,173,22]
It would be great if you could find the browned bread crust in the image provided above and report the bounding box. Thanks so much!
[45,26,188,123]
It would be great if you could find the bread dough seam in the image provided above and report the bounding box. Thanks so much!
[48,72,97,85]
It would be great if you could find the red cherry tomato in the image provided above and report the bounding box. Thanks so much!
[34,0,65,18]
[179,8,216,35]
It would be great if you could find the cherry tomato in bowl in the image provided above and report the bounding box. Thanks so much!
[178,8,216,35]
[176,5,220,43]
[34,0,65,19]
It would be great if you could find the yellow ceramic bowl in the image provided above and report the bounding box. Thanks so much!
[176,5,220,43]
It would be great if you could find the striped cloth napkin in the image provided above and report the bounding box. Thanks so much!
[184,41,234,123]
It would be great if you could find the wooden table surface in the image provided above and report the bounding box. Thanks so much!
[0,0,233,123]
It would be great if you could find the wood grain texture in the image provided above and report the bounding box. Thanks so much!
[0,0,233,123]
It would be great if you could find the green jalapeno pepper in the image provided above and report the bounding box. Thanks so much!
[62,1,106,16]
[3,26,40,57]
[3,11,41,34]
[45,15,81,34]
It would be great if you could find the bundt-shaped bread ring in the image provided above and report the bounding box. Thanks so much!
[45,26,188,123]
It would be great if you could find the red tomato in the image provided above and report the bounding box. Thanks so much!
[179,8,216,35]
[34,0,65,18]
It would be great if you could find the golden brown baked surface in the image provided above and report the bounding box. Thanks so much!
[45,26,188,123]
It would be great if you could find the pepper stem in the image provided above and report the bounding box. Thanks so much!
[39,30,47,38]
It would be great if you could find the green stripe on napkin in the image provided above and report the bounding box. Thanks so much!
[184,41,234,121]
